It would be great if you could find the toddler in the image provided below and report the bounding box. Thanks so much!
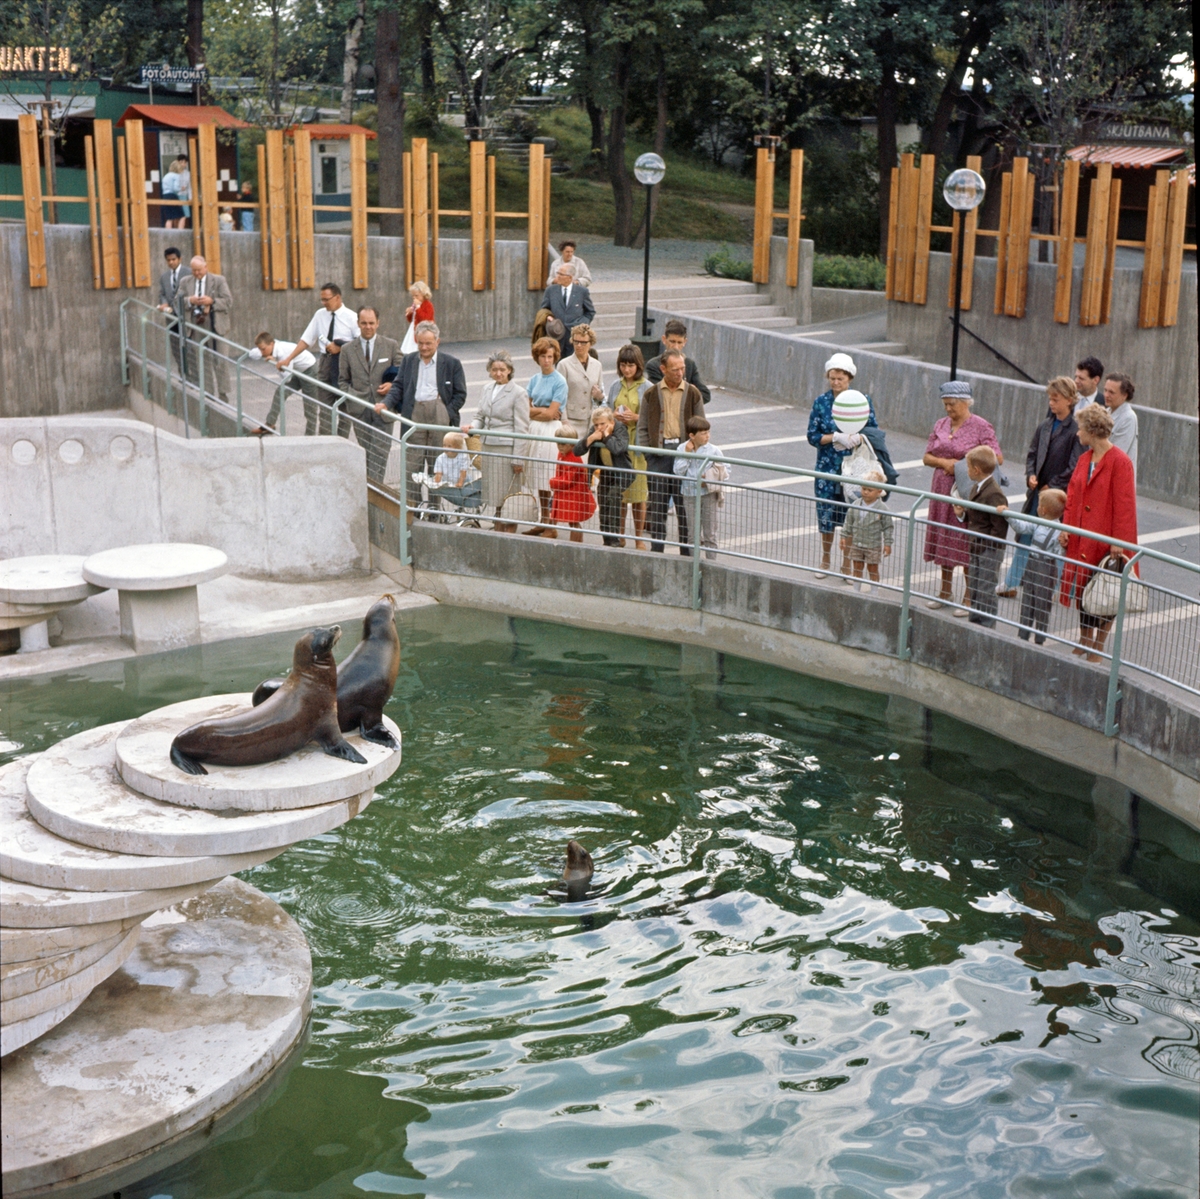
[673,417,729,559]
[547,421,594,542]
[1008,488,1066,644]
[432,432,481,510]
[954,445,1009,627]
[840,469,893,591]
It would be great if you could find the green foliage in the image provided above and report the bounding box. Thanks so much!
[704,246,753,281]
[797,135,881,258]
[811,254,886,291]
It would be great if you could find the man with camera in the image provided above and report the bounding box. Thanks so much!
[279,283,359,435]
[172,254,234,402]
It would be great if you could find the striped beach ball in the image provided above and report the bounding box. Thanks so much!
[832,389,871,433]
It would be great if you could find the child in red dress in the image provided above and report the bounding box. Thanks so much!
[546,422,595,542]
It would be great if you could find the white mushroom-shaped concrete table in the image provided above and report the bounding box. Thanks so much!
[82,542,228,653]
[0,555,105,653]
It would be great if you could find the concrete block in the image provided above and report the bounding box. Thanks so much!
[118,587,201,652]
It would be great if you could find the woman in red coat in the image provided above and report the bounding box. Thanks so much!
[1058,404,1138,661]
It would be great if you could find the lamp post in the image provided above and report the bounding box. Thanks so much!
[634,152,666,340]
[943,168,986,381]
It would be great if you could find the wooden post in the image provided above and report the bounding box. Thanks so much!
[92,120,121,288]
[1158,170,1189,327]
[1138,168,1170,327]
[1053,157,1080,323]
[284,141,298,286]
[16,114,47,287]
[912,152,936,304]
[124,118,151,287]
[527,141,545,290]
[1003,157,1030,317]
[1099,178,1121,324]
[993,171,1012,314]
[884,166,900,298]
[39,105,57,225]
[265,130,288,290]
[1079,162,1112,326]
[431,151,440,290]
[402,150,413,287]
[117,135,134,289]
[543,153,552,284]
[84,134,101,289]
[188,136,201,258]
[197,123,220,272]
[487,154,496,290]
[469,141,486,290]
[350,131,368,289]
[411,136,429,284]
[896,153,920,302]
[256,142,270,290]
[786,149,804,288]
[751,147,774,284]
[293,127,315,290]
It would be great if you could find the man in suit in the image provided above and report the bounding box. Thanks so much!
[644,319,711,405]
[998,378,1082,596]
[959,446,1009,628]
[540,262,595,356]
[379,321,467,508]
[636,349,706,555]
[156,246,184,366]
[173,254,233,402]
[339,306,399,483]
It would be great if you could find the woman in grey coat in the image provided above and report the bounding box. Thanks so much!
[464,350,531,532]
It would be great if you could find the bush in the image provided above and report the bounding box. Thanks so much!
[704,245,753,281]
[800,134,882,258]
[812,254,886,291]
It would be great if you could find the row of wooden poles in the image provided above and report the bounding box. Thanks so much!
[883,152,1193,329]
[7,112,552,295]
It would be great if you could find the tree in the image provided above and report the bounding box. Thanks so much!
[339,0,367,123]
[374,4,410,237]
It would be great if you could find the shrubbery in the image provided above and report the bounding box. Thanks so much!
[812,254,886,291]
[703,245,754,281]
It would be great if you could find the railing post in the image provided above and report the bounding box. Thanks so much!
[398,424,414,567]
[119,299,130,386]
[896,495,922,660]
[235,352,248,434]
[196,327,207,437]
[138,309,149,403]
[1104,550,1143,737]
[691,473,703,610]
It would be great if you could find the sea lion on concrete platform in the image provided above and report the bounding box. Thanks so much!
[253,596,400,748]
[562,840,595,903]
[170,626,368,776]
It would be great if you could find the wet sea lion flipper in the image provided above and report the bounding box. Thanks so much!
[322,737,368,764]
[360,721,399,748]
[251,677,286,707]
[170,741,209,775]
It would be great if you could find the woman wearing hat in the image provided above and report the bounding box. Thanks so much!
[922,380,1003,610]
[807,353,878,578]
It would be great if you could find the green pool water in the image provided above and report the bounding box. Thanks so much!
[3,606,1198,1198]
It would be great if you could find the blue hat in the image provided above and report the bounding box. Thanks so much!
[939,380,972,399]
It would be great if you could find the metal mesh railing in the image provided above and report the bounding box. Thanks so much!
[120,299,1200,723]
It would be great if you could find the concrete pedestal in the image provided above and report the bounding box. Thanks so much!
[117,585,202,652]
[0,878,312,1199]
[18,620,50,653]
[0,556,104,654]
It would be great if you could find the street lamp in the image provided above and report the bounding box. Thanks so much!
[634,152,666,339]
[943,167,986,381]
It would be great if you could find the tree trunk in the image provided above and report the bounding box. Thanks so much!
[632,51,668,249]
[585,98,605,157]
[876,51,898,259]
[921,21,989,166]
[607,52,634,246]
[186,0,203,66]
[418,2,437,109]
[340,0,367,124]
[375,7,406,239]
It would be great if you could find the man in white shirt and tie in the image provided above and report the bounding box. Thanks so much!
[279,283,358,435]
[1073,355,1103,414]
[540,262,595,356]
[172,254,234,401]
[157,247,184,365]
[338,306,399,481]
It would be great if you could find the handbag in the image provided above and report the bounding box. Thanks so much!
[840,437,880,499]
[1081,553,1148,618]
[400,321,418,356]
[498,474,541,526]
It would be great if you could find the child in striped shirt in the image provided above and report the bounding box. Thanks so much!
[840,469,893,592]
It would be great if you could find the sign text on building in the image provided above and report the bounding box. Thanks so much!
[140,64,207,85]
[0,46,75,72]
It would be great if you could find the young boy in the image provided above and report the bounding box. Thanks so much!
[248,331,317,435]
[840,469,893,591]
[673,416,729,559]
[955,445,1009,627]
[432,432,481,510]
[1009,488,1066,644]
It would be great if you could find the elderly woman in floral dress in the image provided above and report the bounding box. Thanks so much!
[922,379,1004,611]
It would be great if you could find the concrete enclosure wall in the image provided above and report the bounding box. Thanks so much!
[1,415,370,579]
[760,235,814,324]
[812,287,888,324]
[888,252,1198,416]
[642,304,1198,509]
[0,224,543,420]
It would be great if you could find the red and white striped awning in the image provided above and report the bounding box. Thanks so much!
[1068,144,1186,169]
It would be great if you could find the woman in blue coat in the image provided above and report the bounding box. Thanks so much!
[807,352,878,578]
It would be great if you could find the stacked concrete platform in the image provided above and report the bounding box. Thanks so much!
[1,698,401,1198]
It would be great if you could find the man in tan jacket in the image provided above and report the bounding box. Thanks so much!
[636,349,705,554]
[173,255,234,402]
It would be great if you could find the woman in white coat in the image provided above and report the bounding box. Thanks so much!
[464,350,531,533]
[557,324,604,432]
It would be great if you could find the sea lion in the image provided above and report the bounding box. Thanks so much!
[562,840,594,903]
[170,626,368,776]
[252,595,400,748]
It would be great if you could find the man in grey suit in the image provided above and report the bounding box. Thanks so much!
[156,246,184,365]
[540,262,595,356]
[338,306,399,483]
[173,255,234,402]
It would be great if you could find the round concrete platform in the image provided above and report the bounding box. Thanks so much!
[0,759,285,891]
[1,916,147,965]
[0,556,102,605]
[80,543,228,591]
[26,722,376,857]
[1,878,312,1199]
[2,930,125,1000]
[0,873,219,929]
[115,694,402,811]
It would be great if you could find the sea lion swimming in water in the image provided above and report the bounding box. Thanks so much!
[562,840,595,903]
[251,596,400,748]
[170,626,368,775]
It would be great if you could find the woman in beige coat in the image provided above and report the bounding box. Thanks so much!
[557,324,604,432]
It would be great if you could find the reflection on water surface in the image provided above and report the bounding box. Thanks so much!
[2,607,1197,1198]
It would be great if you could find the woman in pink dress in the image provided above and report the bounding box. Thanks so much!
[922,380,1003,609]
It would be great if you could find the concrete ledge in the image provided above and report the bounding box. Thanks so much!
[408,524,1200,830]
[812,287,888,323]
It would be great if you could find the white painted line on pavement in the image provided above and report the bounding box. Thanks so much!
[706,405,790,419]
[1139,524,1200,546]
[745,475,813,490]
[721,435,813,451]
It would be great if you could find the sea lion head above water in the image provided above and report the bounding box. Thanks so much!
[562,840,595,902]
[169,625,368,775]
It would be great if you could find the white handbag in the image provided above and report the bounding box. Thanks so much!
[400,322,418,356]
[498,476,541,525]
[1082,554,1148,618]
[840,437,880,499]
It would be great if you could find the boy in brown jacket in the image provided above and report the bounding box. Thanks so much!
[955,445,1009,627]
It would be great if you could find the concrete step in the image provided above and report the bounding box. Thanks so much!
[855,341,910,356]
[588,280,758,302]
[676,303,786,321]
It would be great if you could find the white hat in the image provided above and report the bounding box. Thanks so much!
[824,352,857,377]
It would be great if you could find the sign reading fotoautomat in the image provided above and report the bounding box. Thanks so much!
[140,64,207,85]
[0,46,76,72]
